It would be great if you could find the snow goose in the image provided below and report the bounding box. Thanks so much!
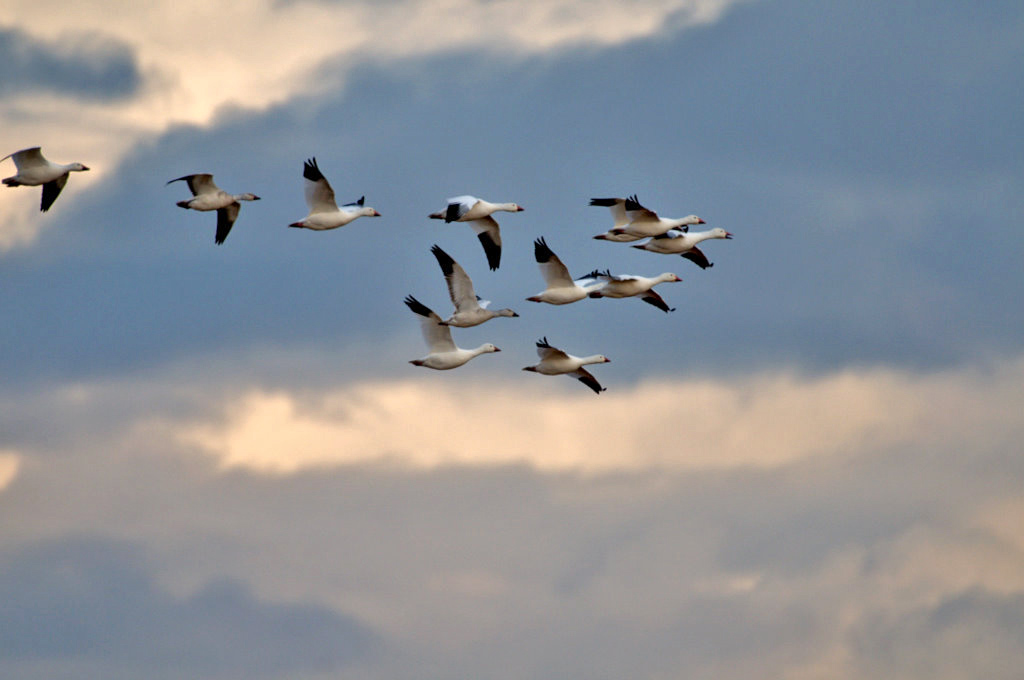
[2,147,89,212]
[428,195,524,270]
[522,337,610,394]
[587,271,682,313]
[430,244,518,327]
[596,195,705,240]
[631,227,733,269]
[289,157,380,230]
[405,295,501,369]
[167,173,260,245]
[526,237,607,305]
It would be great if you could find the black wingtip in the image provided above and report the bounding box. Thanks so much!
[589,197,620,207]
[478,232,501,270]
[536,336,553,349]
[578,375,606,395]
[302,157,324,182]
[640,295,673,313]
[430,244,455,276]
[681,250,713,270]
[624,194,644,211]
[533,236,555,263]
[404,294,432,318]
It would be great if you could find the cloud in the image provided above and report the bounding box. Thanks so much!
[0,452,19,491]
[0,537,378,680]
[2,353,1024,679]
[0,27,141,100]
[174,356,1024,474]
[851,589,1024,680]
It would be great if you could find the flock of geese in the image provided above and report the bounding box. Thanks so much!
[2,146,733,394]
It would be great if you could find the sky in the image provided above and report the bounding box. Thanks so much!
[1,0,1023,678]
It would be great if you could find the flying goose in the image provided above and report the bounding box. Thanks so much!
[522,337,610,394]
[587,271,683,313]
[289,157,380,230]
[631,227,733,269]
[596,195,705,239]
[428,195,524,270]
[526,237,607,305]
[430,245,518,327]
[2,147,89,212]
[167,173,260,245]
[405,295,501,369]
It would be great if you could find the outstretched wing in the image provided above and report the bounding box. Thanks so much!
[624,194,659,223]
[3,147,47,170]
[405,295,455,352]
[302,158,338,212]
[215,202,240,244]
[40,174,68,212]
[431,245,479,313]
[533,237,573,287]
[681,247,713,269]
[535,336,569,362]
[468,216,501,270]
[571,368,606,394]
[168,173,218,196]
[640,290,675,313]
[589,196,631,227]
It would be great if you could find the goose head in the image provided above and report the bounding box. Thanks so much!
[237,193,261,201]
[70,162,90,172]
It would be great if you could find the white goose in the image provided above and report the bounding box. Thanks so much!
[430,244,518,327]
[587,271,682,313]
[522,337,610,394]
[526,237,607,305]
[289,157,380,230]
[167,173,261,245]
[632,227,733,269]
[2,147,89,212]
[405,295,501,369]
[428,195,524,270]
[596,195,705,240]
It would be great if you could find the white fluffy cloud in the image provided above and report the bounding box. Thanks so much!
[171,356,1024,474]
